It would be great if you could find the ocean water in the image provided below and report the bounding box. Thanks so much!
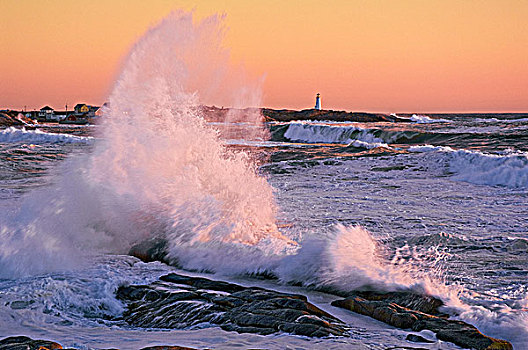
[1,10,527,350]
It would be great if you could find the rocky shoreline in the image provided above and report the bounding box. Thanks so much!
[0,111,36,127]
[0,240,514,349]
[1,106,405,129]
[0,336,197,350]
[125,239,512,350]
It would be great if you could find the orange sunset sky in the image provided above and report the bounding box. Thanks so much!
[1,0,527,113]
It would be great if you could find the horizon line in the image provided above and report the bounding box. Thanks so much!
[2,104,528,115]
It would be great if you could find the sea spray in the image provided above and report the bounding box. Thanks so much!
[276,224,441,294]
[93,10,288,249]
[0,10,289,278]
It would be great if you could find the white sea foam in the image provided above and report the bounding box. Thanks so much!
[224,139,305,148]
[475,117,528,123]
[409,145,528,188]
[0,127,93,144]
[0,11,290,279]
[349,140,390,150]
[0,9,525,350]
[276,224,434,293]
[410,114,450,124]
[456,300,528,349]
[283,123,389,148]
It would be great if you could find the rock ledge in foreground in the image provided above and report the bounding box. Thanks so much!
[116,273,347,337]
[331,292,512,350]
[0,336,197,350]
[0,336,62,350]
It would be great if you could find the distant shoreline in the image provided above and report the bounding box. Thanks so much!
[2,106,528,128]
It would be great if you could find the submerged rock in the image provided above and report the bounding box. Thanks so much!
[0,336,62,350]
[140,347,197,350]
[405,333,435,343]
[0,336,198,350]
[116,273,347,337]
[331,292,513,350]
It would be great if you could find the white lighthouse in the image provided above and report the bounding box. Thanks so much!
[314,93,321,110]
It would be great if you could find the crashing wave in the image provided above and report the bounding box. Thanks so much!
[282,123,389,149]
[410,114,450,124]
[0,127,93,144]
[409,145,528,188]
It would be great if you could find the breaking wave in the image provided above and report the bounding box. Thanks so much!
[0,11,287,279]
[281,122,389,148]
[0,9,525,350]
[410,114,450,124]
[0,127,93,144]
[475,117,528,123]
[410,145,528,188]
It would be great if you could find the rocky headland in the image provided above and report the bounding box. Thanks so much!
[1,106,405,128]
[261,108,401,123]
[199,105,405,123]
[0,111,36,127]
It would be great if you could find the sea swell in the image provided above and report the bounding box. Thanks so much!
[0,127,93,144]
[410,145,528,188]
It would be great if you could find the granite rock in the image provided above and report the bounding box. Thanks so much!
[116,273,347,337]
[331,292,512,350]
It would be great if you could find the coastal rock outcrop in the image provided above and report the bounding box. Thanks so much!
[116,273,347,337]
[127,241,514,349]
[261,108,399,123]
[140,346,197,350]
[331,292,513,350]
[128,237,171,265]
[196,105,400,123]
[0,336,62,350]
[0,336,198,350]
[0,112,36,127]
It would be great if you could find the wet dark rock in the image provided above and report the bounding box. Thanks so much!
[0,112,36,127]
[0,336,62,350]
[140,346,198,350]
[129,237,171,265]
[405,333,435,343]
[347,291,445,316]
[9,299,35,309]
[331,292,513,350]
[117,273,347,337]
[0,336,198,350]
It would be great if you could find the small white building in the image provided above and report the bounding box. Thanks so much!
[314,93,321,110]
[38,106,54,121]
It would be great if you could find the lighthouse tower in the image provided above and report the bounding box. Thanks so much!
[314,93,321,110]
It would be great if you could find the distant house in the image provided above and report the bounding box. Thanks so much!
[74,103,98,118]
[74,103,88,113]
[60,113,88,125]
[38,106,54,122]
